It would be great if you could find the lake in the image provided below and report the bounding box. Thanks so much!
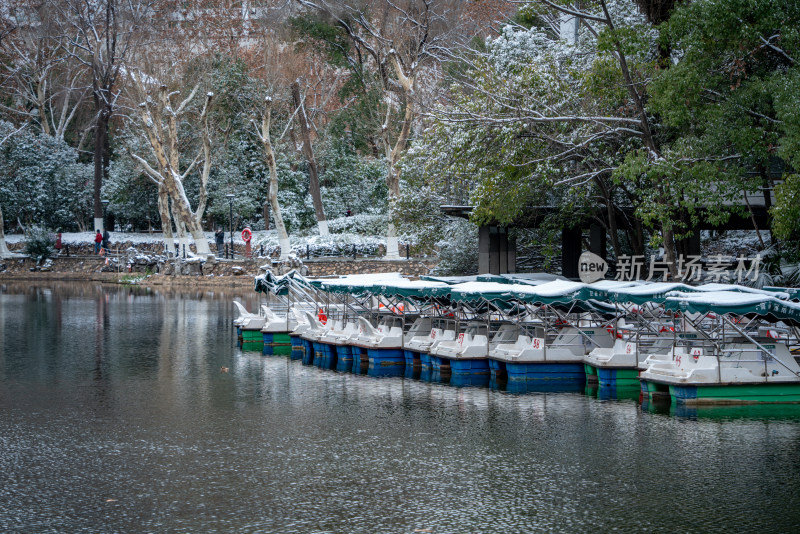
[2,282,800,533]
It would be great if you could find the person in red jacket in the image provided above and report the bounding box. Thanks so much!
[94,230,102,254]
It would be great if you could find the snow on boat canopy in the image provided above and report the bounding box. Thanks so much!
[251,271,798,322]
[241,271,800,404]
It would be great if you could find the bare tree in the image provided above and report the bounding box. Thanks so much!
[291,79,328,235]
[57,0,152,234]
[296,0,464,257]
[254,95,292,260]
[128,76,214,256]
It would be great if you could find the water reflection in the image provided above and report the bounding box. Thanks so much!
[3,283,800,532]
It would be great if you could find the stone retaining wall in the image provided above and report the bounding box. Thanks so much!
[1,253,438,282]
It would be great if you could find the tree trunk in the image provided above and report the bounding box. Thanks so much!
[173,202,189,256]
[662,225,678,280]
[93,107,109,233]
[261,96,291,260]
[634,218,645,256]
[37,74,51,137]
[382,94,414,259]
[291,81,328,235]
[157,182,174,254]
[162,169,211,256]
[595,176,621,258]
[0,204,12,258]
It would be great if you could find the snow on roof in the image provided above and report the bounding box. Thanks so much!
[514,280,587,297]
[447,282,517,294]
[608,282,688,295]
[310,272,404,287]
[377,279,449,289]
[588,280,643,290]
[665,290,774,307]
[697,283,788,299]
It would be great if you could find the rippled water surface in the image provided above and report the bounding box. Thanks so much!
[2,283,800,533]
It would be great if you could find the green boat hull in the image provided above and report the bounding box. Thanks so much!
[644,380,800,405]
[584,363,639,388]
[263,333,291,356]
[671,383,800,405]
[584,364,598,382]
[241,329,264,344]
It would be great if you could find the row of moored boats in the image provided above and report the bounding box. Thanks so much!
[233,272,800,405]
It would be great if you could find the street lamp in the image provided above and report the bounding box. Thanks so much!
[101,199,109,231]
[226,193,235,258]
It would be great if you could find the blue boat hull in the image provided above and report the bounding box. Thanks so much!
[404,350,421,368]
[313,341,337,370]
[351,346,368,374]
[301,338,314,366]
[336,345,354,372]
[420,352,433,371]
[445,357,490,376]
[505,361,585,383]
[488,359,507,381]
[290,335,304,360]
[367,347,405,377]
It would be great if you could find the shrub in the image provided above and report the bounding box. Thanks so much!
[25,226,55,263]
[327,214,388,235]
[433,219,479,275]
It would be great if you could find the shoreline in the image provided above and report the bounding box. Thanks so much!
[1,253,436,288]
[0,269,257,288]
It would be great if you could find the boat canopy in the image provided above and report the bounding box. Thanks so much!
[474,273,567,285]
[664,291,800,326]
[253,271,799,323]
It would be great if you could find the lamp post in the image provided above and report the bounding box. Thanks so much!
[226,193,235,258]
[101,199,109,232]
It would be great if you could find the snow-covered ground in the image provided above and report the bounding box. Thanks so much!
[3,230,397,258]
[701,230,773,257]
[3,228,772,262]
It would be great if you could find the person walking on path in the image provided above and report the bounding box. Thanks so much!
[102,228,110,253]
[94,230,102,254]
[215,227,224,257]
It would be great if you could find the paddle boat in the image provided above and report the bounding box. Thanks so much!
[639,291,800,404]
[288,310,312,360]
[298,311,328,366]
[319,319,360,372]
[259,307,297,356]
[400,317,433,371]
[350,315,406,376]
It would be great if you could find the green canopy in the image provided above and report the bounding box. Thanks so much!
[420,275,480,284]
[664,291,800,326]
[308,273,405,296]
[764,286,800,301]
[476,273,568,285]
[602,283,698,305]
[371,279,451,300]
[446,282,518,304]
[255,272,800,325]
